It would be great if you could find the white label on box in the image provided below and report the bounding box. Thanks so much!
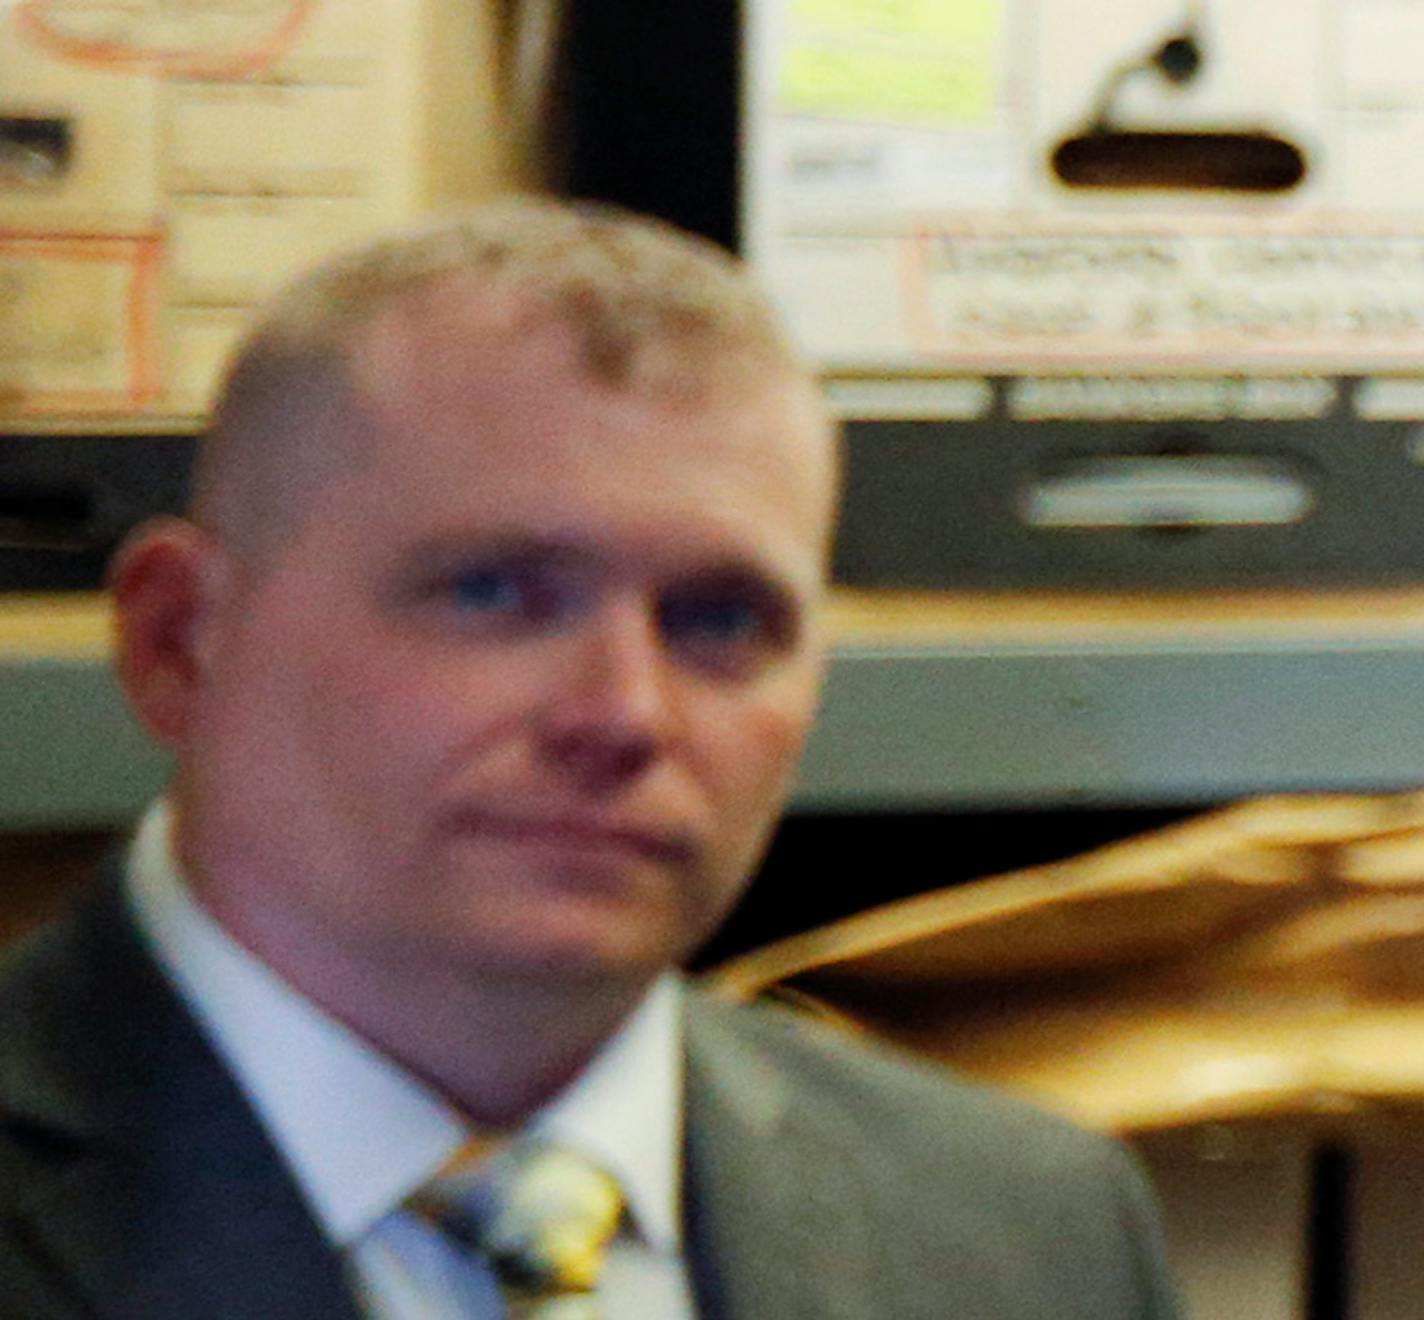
[166,83,370,196]
[0,230,159,412]
[169,195,372,305]
[746,0,1424,372]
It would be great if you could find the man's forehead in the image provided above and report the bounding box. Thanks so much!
[332,273,838,532]
[346,276,535,399]
[344,271,817,411]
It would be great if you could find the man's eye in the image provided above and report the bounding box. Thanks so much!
[662,595,761,640]
[659,585,790,674]
[447,567,525,613]
[434,564,576,626]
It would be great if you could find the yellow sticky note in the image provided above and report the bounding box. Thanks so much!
[783,45,995,121]
[782,0,1002,124]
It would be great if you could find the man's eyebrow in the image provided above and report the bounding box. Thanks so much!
[392,534,599,574]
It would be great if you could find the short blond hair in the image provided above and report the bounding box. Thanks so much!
[196,195,810,555]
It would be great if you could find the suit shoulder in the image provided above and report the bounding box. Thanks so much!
[683,991,1181,1319]
[686,989,1102,1161]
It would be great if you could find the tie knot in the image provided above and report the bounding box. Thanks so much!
[411,1138,625,1305]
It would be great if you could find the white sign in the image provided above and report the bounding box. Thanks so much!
[744,0,1424,372]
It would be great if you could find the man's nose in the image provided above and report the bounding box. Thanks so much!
[538,601,676,788]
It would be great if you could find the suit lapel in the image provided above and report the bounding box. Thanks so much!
[0,879,362,1320]
[682,995,878,1320]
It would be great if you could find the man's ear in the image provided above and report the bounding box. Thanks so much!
[108,517,229,747]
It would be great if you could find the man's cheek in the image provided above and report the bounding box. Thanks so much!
[739,700,816,782]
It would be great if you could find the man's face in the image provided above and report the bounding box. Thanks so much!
[176,298,835,989]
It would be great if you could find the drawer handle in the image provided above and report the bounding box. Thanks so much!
[0,116,71,188]
[1020,455,1315,529]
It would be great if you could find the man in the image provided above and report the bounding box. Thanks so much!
[0,198,1180,1318]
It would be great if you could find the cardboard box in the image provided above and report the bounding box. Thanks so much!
[0,0,509,425]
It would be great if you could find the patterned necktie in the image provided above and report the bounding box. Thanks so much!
[409,1136,625,1319]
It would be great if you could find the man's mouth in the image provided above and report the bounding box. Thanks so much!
[440,808,695,865]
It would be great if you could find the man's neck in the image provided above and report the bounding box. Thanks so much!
[192,880,658,1126]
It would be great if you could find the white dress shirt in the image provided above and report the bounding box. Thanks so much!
[123,799,697,1319]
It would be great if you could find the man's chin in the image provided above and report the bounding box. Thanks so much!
[402,849,736,984]
[407,909,687,988]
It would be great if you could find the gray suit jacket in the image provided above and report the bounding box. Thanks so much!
[0,879,1180,1319]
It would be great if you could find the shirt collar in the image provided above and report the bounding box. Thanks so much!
[123,798,685,1251]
